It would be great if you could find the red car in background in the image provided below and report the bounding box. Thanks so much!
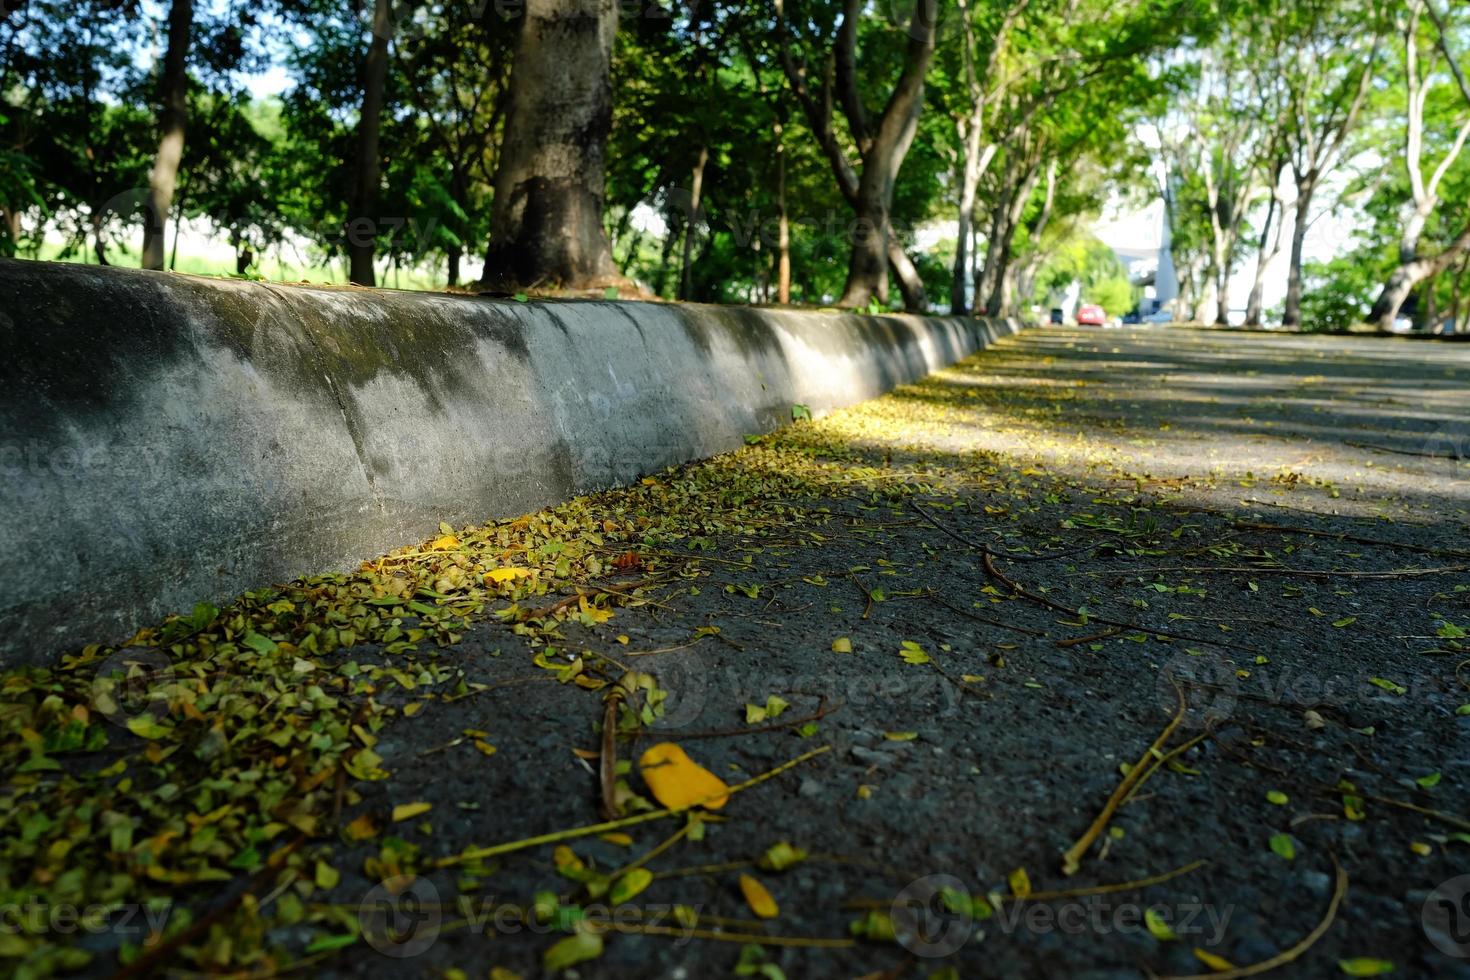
[1076,303,1107,326]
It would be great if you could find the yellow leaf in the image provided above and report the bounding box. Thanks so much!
[599,832,634,847]
[486,567,534,584]
[1008,867,1032,899]
[831,637,853,653]
[1193,948,1237,972]
[344,814,379,840]
[391,802,432,823]
[553,845,584,872]
[739,873,779,919]
[577,595,613,624]
[430,534,459,550]
[473,739,497,757]
[638,742,729,810]
[402,702,423,717]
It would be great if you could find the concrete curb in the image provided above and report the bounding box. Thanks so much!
[0,259,1020,665]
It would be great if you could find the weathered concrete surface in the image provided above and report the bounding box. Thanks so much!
[0,259,1019,664]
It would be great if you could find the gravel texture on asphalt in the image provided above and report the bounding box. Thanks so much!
[320,326,1470,979]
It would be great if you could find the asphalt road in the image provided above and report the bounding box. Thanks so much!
[311,325,1470,979]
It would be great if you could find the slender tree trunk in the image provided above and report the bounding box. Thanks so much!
[141,0,194,271]
[1,207,19,247]
[983,165,1039,316]
[975,178,1012,310]
[1245,184,1285,326]
[1282,174,1316,328]
[655,205,682,297]
[886,225,925,311]
[1214,247,1231,326]
[678,145,708,301]
[776,122,791,305]
[447,247,462,288]
[347,0,392,286]
[483,0,621,291]
[169,180,185,271]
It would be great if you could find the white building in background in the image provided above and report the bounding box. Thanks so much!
[1095,197,1176,317]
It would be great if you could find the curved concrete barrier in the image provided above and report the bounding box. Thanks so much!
[0,259,1020,664]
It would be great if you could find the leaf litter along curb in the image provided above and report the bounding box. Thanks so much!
[3,335,1462,975]
[0,412,954,974]
[11,369,1077,974]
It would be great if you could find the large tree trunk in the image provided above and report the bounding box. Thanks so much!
[141,0,194,271]
[1281,174,1316,328]
[483,0,621,291]
[838,186,891,309]
[347,0,392,287]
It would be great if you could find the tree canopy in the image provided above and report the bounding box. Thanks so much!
[2,0,1467,327]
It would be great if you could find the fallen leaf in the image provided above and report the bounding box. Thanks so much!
[1008,867,1031,899]
[639,742,729,810]
[831,637,853,653]
[1145,907,1178,941]
[1193,948,1236,972]
[392,802,432,823]
[610,868,653,904]
[1338,958,1394,976]
[740,873,779,918]
[344,814,379,840]
[544,931,603,972]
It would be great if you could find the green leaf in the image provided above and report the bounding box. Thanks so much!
[758,841,808,871]
[1266,790,1289,805]
[1415,772,1441,789]
[1145,907,1178,941]
[242,631,279,655]
[1368,677,1406,695]
[609,867,652,904]
[898,640,931,665]
[544,931,604,972]
[1268,833,1296,860]
[304,932,358,954]
[126,716,173,740]
[1338,958,1394,976]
